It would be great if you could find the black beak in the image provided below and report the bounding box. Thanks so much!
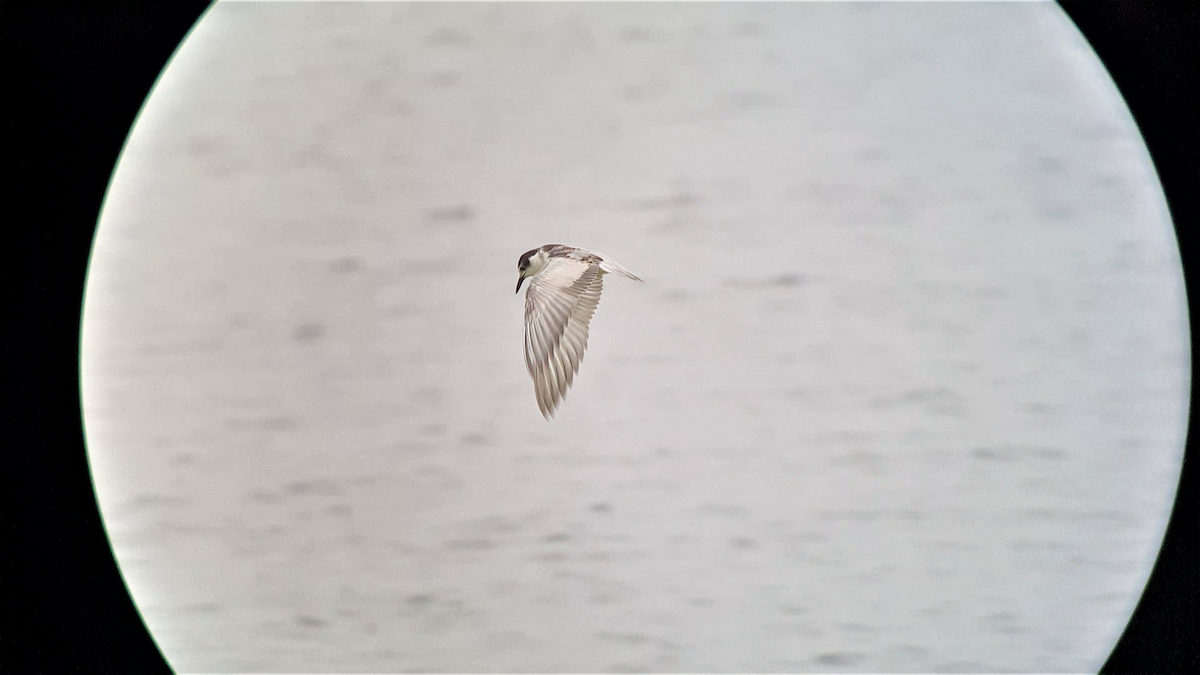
[516,276,525,294]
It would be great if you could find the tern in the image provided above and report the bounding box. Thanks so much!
[515,244,643,419]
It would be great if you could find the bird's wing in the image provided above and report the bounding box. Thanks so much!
[524,256,605,419]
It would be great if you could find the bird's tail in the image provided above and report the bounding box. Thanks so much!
[599,259,643,282]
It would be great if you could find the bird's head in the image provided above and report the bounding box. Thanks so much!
[515,247,548,293]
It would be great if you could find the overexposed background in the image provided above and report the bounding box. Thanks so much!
[81,1,1188,672]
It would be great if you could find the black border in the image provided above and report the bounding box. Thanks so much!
[1057,2,1200,672]
[3,3,212,672]
[1,2,1194,672]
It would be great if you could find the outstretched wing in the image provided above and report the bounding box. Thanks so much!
[523,257,605,419]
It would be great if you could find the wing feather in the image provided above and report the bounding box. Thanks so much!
[523,257,606,419]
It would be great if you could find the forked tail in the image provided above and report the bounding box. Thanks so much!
[599,259,643,282]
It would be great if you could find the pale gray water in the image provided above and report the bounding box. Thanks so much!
[81,1,1189,672]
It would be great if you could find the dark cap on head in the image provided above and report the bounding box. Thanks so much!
[517,248,538,270]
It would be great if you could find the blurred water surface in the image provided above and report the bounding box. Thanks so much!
[82,2,1188,672]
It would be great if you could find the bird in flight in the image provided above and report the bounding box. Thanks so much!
[515,244,643,419]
